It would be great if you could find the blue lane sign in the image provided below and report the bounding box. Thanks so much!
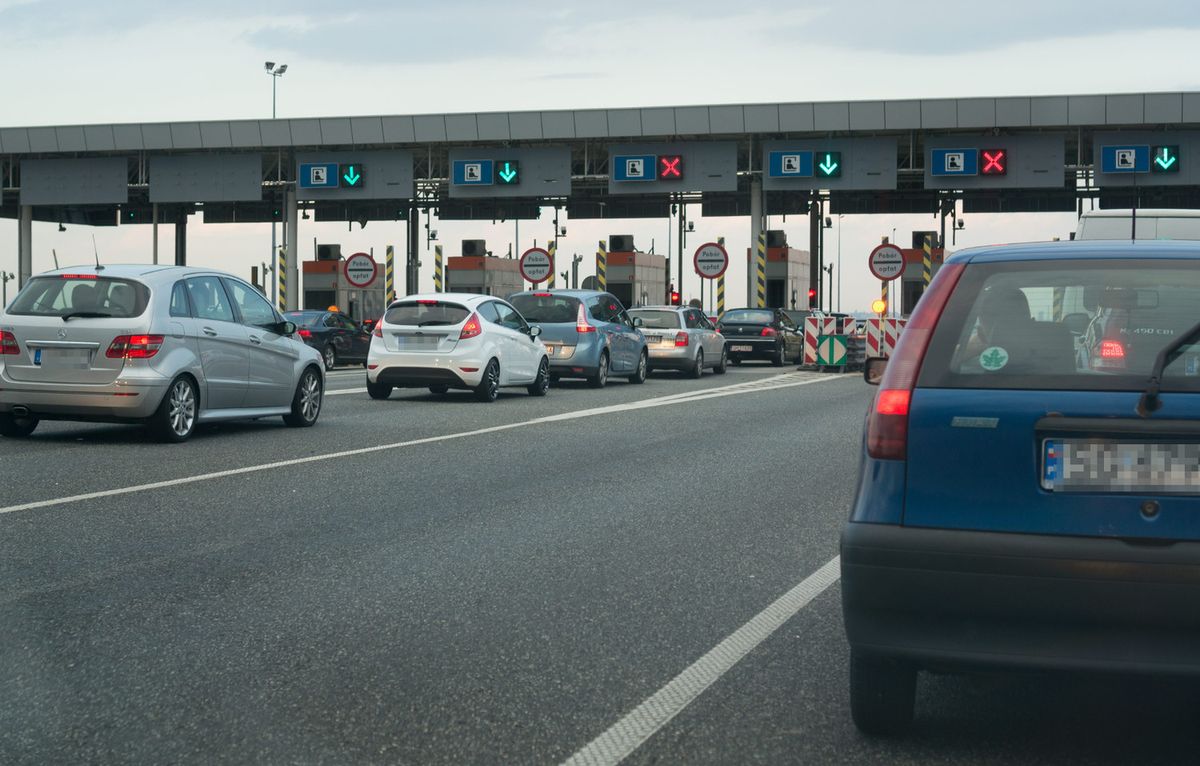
[453,159,495,186]
[299,163,339,189]
[612,154,657,182]
[768,151,814,178]
[1100,145,1151,173]
[931,149,979,176]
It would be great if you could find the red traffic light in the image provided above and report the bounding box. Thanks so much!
[669,290,681,305]
[807,288,817,308]
[658,155,683,180]
[981,149,1007,175]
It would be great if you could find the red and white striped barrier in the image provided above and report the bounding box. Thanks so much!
[803,316,857,365]
[866,318,907,358]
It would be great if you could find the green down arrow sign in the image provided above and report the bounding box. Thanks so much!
[497,161,520,185]
[340,164,364,187]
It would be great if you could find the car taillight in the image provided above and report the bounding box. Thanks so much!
[866,262,965,461]
[761,327,777,337]
[418,299,439,306]
[1092,339,1127,369]
[576,302,595,334]
[460,312,483,340]
[298,328,312,339]
[534,292,552,297]
[675,332,689,347]
[0,330,18,355]
[106,334,164,360]
[373,321,383,338]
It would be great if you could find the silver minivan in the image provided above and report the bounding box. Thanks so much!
[0,265,324,442]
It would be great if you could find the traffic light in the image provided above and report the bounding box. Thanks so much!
[339,164,365,188]
[981,149,1007,175]
[815,152,841,178]
[496,160,520,184]
[669,287,681,306]
[807,288,817,308]
[1153,146,1180,173]
[658,155,683,181]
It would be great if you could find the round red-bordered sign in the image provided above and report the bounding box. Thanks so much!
[519,247,553,284]
[868,244,905,282]
[343,252,377,287]
[693,242,729,279]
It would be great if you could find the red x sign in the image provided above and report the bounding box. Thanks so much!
[981,149,1007,175]
[658,155,683,180]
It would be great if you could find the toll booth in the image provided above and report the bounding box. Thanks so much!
[749,231,811,309]
[899,231,946,316]
[446,240,523,297]
[604,235,666,308]
[301,244,386,322]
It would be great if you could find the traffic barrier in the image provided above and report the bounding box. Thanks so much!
[547,242,557,289]
[866,318,907,358]
[803,316,857,365]
[385,244,396,303]
[277,245,287,313]
[596,240,607,290]
[434,245,444,293]
[755,232,767,308]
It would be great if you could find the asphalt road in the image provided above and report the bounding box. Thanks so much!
[1,364,1198,765]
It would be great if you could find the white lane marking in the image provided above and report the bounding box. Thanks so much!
[561,557,841,766]
[0,375,848,516]
[326,387,367,396]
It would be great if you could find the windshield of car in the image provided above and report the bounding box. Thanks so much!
[722,310,774,324]
[628,310,681,329]
[384,301,469,326]
[920,258,1200,392]
[283,311,324,328]
[509,294,582,324]
[7,275,149,318]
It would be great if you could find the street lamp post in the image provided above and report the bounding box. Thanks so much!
[265,62,287,308]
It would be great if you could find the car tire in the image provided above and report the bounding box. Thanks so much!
[474,359,500,402]
[588,351,609,389]
[628,350,648,384]
[367,379,393,400]
[528,358,550,396]
[151,375,199,443]
[0,412,39,438]
[283,367,323,427]
[714,346,728,374]
[428,384,449,395]
[321,345,337,372]
[689,349,705,378]
[771,343,786,367]
[849,651,917,738]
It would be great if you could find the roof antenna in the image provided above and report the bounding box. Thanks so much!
[92,235,104,271]
[51,249,60,270]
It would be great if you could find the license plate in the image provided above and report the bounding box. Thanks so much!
[730,345,753,352]
[35,348,91,367]
[1042,438,1200,494]
[396,335,440,349]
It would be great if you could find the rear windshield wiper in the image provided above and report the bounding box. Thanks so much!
[1137,318,1200,417]
[416,320,450,327]
[61,311,113,321]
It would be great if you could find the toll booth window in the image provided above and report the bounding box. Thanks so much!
[629,310,681,329]
[185,277,235,323]
[510,295,580,324]
[384,302,469,327]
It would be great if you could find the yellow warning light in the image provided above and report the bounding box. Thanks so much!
[327,305,340,312]
[871,299,888,315]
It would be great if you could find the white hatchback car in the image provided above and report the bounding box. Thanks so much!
[366,293,550,402]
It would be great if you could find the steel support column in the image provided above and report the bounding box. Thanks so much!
[748,176,763,306]
[174,210,187,266]
[18,205,33,287]
[285,186,299,311]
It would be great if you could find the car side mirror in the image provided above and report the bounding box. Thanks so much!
[529,325,543,338]
[279,321,297,336]
[632,317,644,328]
[864,357,888,385]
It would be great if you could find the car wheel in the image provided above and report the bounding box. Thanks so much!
[367,379,393,400]
[771,343,785,367]
[714,346,728,374]
[588,351,609,389]
[428,384,449,395]
[628,350,647,384]
[528,357,550,396]
[151,375,198,443]
[0,412,39,438]
[689,349,705,379]
[849,651,917,737]
[321,345,337,372]
[474,359,500,402]
[283,367,323,427]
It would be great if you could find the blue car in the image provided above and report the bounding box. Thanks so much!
[508,290,648,387]
[842,240,1200,736]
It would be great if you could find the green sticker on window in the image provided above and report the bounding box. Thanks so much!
[980,346,1009,371]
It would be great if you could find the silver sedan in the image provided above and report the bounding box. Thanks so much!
[0,265,324,442]
[628,306,727,378]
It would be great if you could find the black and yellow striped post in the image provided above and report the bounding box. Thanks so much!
[596,240,607,290]
[277,245,287,313]
[716,236,726,315]
[881,280,889,317]
[547,242,557,289]
[922,234,933,288]
[385,245,396,303]
[1052,286,1065,321]
[433,245,444,293]
[755,232,767,308]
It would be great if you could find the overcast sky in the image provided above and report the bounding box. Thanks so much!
[2,0,1199,310]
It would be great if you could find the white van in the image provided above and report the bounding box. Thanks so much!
[1075,209,1200,241]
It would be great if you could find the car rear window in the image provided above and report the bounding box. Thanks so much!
[629,310,680,329]
[284,311,323,328]
[722,310,774,324]
[920,258,1200,393]
[509,294,581,324]
[384,301,469,326]
[7,275,149,318]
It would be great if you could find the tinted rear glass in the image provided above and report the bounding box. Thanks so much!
[629,310,681,329]
[384,302,468,326]
[7,275,149,318]
[920,258,1200,393]
[284,311,324,328]
[509,295,581,324]
[722,310,774,324]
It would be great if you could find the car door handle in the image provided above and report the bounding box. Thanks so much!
[249,335,262,345]
[202,327,218,337]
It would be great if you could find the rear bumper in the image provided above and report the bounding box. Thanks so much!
[0,376,166,420]
[646,345,695,370]
[724,338,778,358]
[840,522,1200,676]
[370,365,478,389]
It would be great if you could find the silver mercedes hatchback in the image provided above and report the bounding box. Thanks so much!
[0,265,324,442]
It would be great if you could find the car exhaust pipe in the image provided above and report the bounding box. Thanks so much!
[11,405,31,418]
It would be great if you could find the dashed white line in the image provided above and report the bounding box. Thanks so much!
[561,557,842,766]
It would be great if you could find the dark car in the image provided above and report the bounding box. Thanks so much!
[717,308,803,366]
[283,310,372,371]
[842,240,1200,736]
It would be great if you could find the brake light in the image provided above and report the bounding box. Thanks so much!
[373,321,383,338]
[0,331,18,355]
[106,334,164,359]
[761,327,776,337]
[417,299,439,306]
[866,262,965,461]
[460,312,483,340]
[534,292,552,297]
[298,328,312,339]
[60,274,96,280]
[1100,340,1125,359]
[576,302,595,334]
[675,332,689,347]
